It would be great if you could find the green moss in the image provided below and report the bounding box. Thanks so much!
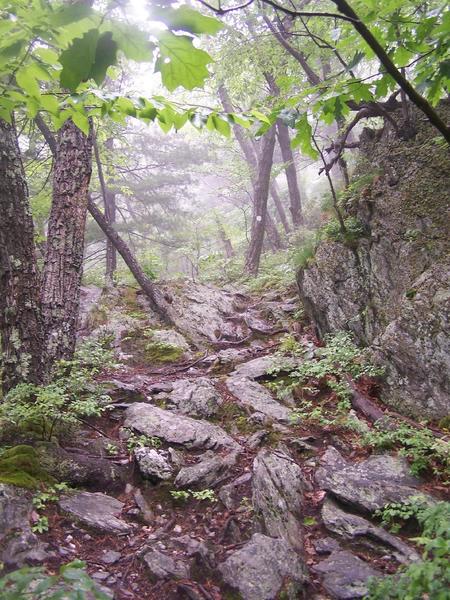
[143,341,183,363]
[0,445,55,489]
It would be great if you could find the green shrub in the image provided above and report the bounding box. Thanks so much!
[365,502,450,600]
[374,496,431,533]
[320,216,366,245]
[363,423,450,479]
[0,341,114,441]
[0,560,109,599]
[292,231,317,269]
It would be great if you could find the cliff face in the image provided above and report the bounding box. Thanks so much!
[297,107,450,419]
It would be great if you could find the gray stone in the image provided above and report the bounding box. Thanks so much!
[59,492,132,534]
[218,533,307,600]
[226,376,293,423]
[175,451,239,489]
[0,484,50,568]
[134,447,174,481]
[252,448,306,549]
[314,537,341,555]
[218,472,252,510]
[246,430,268,449]
[142,548,190,581]
[316,447,429,512]
[322,498,420,564]
[313,550,383,599]
[124,403,241,451]
[167,377,223,417]
[232,355,284,379]
[151,329,190,352]
[102,550,122,565]
[148,382,174,394]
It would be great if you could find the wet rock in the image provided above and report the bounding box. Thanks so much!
[36,443,128,491]
[313,550,383,599]
[142,548,190,581]
[59,492,132,534]
[0,484,50,568]
[173,535,215,571]
[322,498,420,564]
[167,377,223,418]
[175,451,239,489]
[246,430,269,449]
[104,379,148,403]
[124,403,241,451]
[148,382,174,394]
[206,348,251,368]
[218,472,252,510]
[133,489,154,523]
[218,533,307,600]
[134,447,174,481]
[252,448,306,549]
[227,376,293,423]
[316,447,428,512]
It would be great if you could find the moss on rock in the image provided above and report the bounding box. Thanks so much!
[0,445,55,489]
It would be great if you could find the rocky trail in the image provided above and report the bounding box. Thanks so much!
[1,281,448,600]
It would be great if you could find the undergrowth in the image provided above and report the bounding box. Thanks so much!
[365,501,450,600]
[0,340,115,441]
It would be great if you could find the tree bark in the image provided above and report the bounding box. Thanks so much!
[270,181,291,234]
[276,122,304,226]
[245,127,277,275]
[87,198,174,323]
[215,216,235,258]
[40,118,93,367]
[0,119,43,392]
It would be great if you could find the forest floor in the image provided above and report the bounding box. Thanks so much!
[20,281,449,600]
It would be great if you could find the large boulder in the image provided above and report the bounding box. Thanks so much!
[297,107,450,419]
[166,377,223,418]
[226,376,293,423]
[124,403,241,452]
[315,447,430,513]
[0,484,50,569]
[218,533,307,600]
[252,447,306,549]
[174,451,238,489]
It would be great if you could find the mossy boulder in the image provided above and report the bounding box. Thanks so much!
[121,327,189,365]
[0,445,55,489]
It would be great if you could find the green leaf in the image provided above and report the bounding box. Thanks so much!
[49,3,93,27]
[90,31,118,86]
[206,113,231,137]
[59,29,99,91]
[292,113,318,159]
[39,94,60,114]
[152,5,223,35]
[71,111,90,135]
[155,31,212,91]
[16,65,40,97]
[109,23,154,62]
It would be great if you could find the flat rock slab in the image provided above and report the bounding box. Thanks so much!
[175,451,238,489]
[142,548,190,581]
[59,492,132,534]
[167,377,223,418]
[316,446,427,512]
[313,550,382,599]
[124,403,241,452]
[218,533,307,600]
[226,376,292,423]
[322,498,420,564]
[231,355,280,379]
[252,447,306,549]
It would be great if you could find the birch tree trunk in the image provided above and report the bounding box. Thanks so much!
[0,119,43,392]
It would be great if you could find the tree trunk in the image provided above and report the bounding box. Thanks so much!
[245,127,277,276]
[88,198,174,324]
[216,216,235,258]
[276,121,304,226]
[40,119,93,368]
[0,119,43,392]
[270,181,291,233]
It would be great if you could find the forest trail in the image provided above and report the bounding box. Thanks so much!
[6,282,447,600]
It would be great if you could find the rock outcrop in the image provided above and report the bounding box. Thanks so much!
[297,106,450,418]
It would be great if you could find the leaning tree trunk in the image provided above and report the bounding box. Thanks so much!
[276,122,304,226]
[88,198,174,324]
[0,119,43,392]
[245,127,277,276]
[40,119,93,369]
